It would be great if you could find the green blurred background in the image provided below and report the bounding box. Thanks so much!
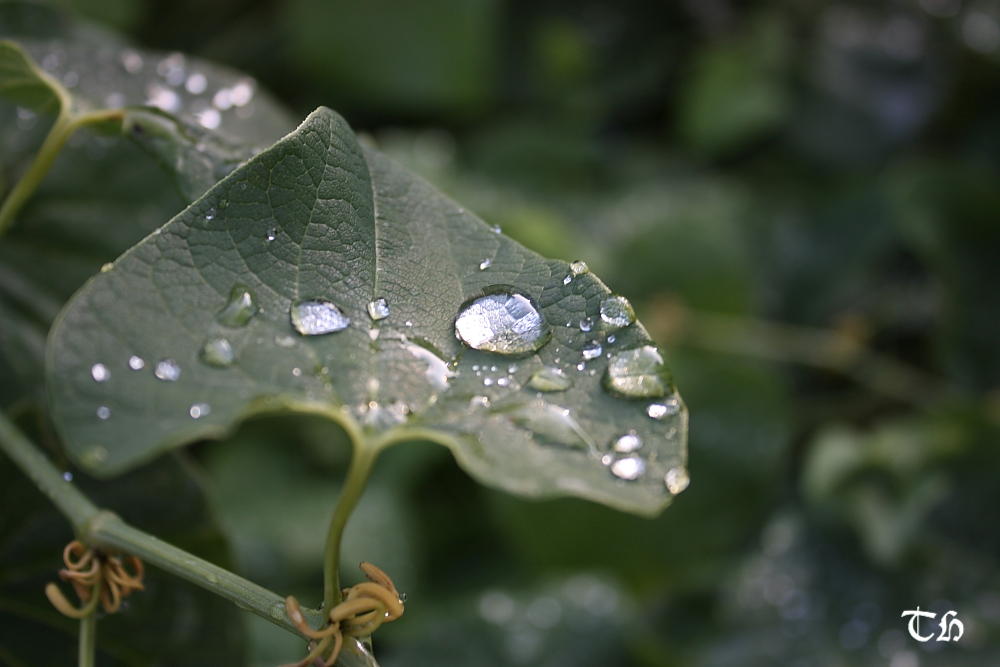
[5,0,1000,665]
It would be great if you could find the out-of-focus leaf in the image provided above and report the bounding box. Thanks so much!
[0,451,244,666]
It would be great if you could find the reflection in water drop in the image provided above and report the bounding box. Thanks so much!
[454,291,549,355]
[610,456,645,481]
[603,346,671,398]
[367,297,390,321]
[266,227,277,242]
[154,359,181,381]
[479,258,492,271]
[216,285,258,327]
[582,342,603,360]
[599,296,635,329]
[528,367,573,392]
[128,355,145,370]
[569,261,589,276]
[200,337,236,367]
[579,317,593,332]
[91,363,110,383]
[403,340,455,390]
[664,467,690,494]
[96,406,111,420]
[291,299,351,335]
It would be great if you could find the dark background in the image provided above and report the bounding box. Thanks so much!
[5,0,1000,665]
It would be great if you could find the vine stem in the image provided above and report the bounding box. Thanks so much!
[322,443,378,616]
[78,613,96,667]
[0,412,324,634]
[0,108,124,237]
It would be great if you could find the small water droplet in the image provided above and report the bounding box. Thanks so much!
[563,274,572,285]
[504,401,590,450]
[200,337,235,367]
[291,298,350,335]
[454,291,550,355]
[607,334,616,344]
[579,317,593,332]
[274,334,296,348]
[62,471,73,482]
[604,346,671,398]
[83,445,109,465]
[528,367,573,392]
[128,355,145,370]
[154,359,181,381]
[612,432,642,453]
[600,295,635,329]
[576,362,586,371]
[497,377,511,387]
[291,367,302,377]
[205,207,216,221]
[610,456,645,481]
[479,258,492,271]
[265,227,277,242]
[217,285,258,327]
[96,406,111,420]
[664,467,690,494]
[100,262,113,273]
[367,297,390,321]
[582,342,603,360]
[189,403,211,419]
[185,72,207,94]
[470,395,491,408]
[646,397,680,419]
[91,363,110,382]
[490,224,502,234]
[483,377,495,386]
[569,260,590,276]
[404,340,455,390]
[405,320,413,327]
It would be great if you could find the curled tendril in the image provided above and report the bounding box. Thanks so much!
[45,540,145,619]
[282,562,404,667]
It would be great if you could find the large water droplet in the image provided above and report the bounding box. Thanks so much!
[664,467,690,494]
[200,337,235,367]
[569,261,589,276]
[91,363,110,383]
[612,432,642,453]
[599,296,635,329]
[403,340,455,390]
[503,401,591,449]
[216,285,258,327]
[367,297,390,321]
[454,291,549,356]
[610,456,646,481]
[581,342,603,360]
[528,367,572,392]
[603,346,671,398]
[154,359,181,381]
[291,298,350,335]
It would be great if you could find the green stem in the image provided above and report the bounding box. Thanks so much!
[321,444,378,616]
[0,108,123,237]
[0,412,324,634]
[78,613,96,667]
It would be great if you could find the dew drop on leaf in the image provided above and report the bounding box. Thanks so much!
[454,291,550,355]
[290,298,351,335]
[612,432,642,453]
[127,355,145,371]
[403,339,455,390]
[367,297,390,321]
[154,359,181,382]
[216,285,258,327]
[599,295,635,329]
[479,258,492,270]
[96,406,111,420]
[503,401,590,450]
[610,456,645,481]
[569,260,589,276]
[90,363,110,382]
[200,337,235,368]
[528,367,573,392]
[646,397,680,420]
[582,342,603,360]
[664,466,690,494]
[603,346,671,398]
[189,403,211,419]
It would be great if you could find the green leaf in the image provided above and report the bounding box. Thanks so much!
[47,107,687,516]
[0,452,245,666]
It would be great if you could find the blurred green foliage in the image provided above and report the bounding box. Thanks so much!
[2,0,1000,665]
